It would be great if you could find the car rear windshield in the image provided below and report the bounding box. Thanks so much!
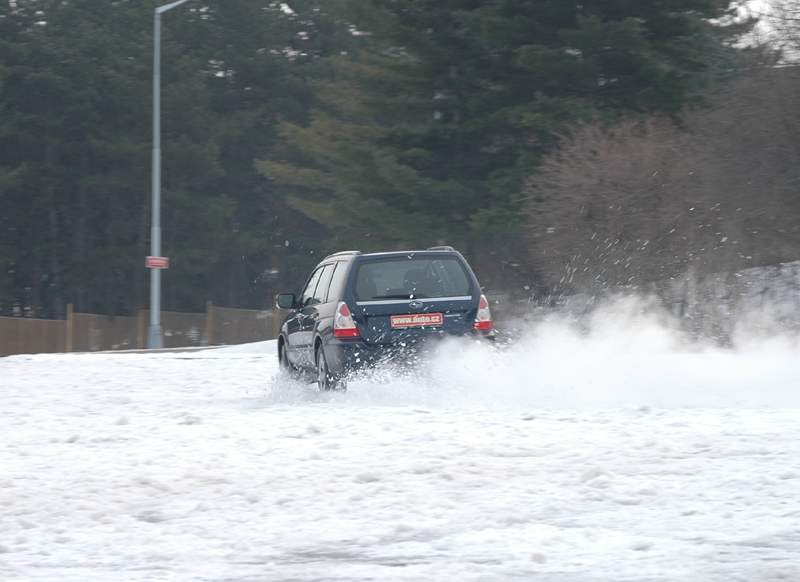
[354,256,472,301]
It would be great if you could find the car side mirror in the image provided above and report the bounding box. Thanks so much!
[275,293,297,310]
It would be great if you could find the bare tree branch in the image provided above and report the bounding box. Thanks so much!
[524,67,800,295]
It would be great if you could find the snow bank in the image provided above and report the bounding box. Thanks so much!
[172,340,276,358]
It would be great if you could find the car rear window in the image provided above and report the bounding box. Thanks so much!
[354,257,472,301]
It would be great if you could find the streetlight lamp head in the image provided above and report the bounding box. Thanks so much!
[156,0,193,15]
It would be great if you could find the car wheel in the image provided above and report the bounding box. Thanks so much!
[279,340,298,377]
[316,345,344,391]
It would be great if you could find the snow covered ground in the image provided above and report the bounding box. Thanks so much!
[2,304,800,581]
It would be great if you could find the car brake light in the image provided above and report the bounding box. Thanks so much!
[333,302,360,338]
[473,294,493,331]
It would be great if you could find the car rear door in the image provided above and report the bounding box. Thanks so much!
[297,263,335,361]
[286,267,323,365]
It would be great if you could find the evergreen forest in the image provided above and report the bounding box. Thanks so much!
[1,0,796,317]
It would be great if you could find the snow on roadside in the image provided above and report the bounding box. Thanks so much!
[1,314,800,581]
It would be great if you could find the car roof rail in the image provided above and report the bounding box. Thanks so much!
[427,245,455,252]
[324,250,362,260]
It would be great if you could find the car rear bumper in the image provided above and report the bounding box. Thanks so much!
[322,330,493,376]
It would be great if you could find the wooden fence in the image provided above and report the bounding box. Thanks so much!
[0,317,66,356]
[0,303,283,357]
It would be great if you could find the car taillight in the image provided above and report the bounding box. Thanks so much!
[333,302,360,338]
[473,294,493,331]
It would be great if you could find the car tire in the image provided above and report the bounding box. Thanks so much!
[279,339,299,378]
[316,344,344,391]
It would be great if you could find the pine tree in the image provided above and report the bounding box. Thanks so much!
[0,1,341,314]
[259,0,753,263]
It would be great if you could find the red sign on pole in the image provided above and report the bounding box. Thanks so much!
[146,256,170,269]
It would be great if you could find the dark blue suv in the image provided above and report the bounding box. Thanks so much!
[275,247,493,390]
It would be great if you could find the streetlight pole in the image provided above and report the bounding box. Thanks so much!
[149,0,193,349]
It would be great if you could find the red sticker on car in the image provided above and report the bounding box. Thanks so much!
[390,313,444,329]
